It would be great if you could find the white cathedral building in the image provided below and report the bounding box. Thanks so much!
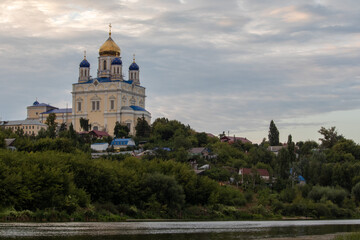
[71,27,151,135]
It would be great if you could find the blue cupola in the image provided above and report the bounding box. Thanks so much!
[129,62,139,71]
[33,100,39,106]
[80,59,90,68]
[79,51,91,83]
[111,57,122,65]
[129,54,140,85]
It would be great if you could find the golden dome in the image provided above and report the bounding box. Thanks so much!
[99,32,121,57]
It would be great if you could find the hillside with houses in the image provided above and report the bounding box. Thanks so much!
[0,115,360,221]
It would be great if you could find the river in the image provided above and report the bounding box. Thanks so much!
[0,220,360,239]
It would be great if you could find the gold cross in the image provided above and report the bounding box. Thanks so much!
[109,23,112,36]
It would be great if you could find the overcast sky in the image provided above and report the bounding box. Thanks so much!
[0,0,359,143]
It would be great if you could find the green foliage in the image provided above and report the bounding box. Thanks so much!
[79,117,90,131]
[135,115,151,138]
[0,130,5,148]
[195,132,208,147]
[276,148,291,180]
[318,126,344,149]
[268,120,279,146]
[45,113,57,138]
[308,185,348,206]
[352,182,360,202]
[114,121,130,138]
[297,140,319,156]
[335,232,360,240]
[204,167,231,182]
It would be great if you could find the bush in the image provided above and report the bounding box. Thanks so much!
[308,185,347,206]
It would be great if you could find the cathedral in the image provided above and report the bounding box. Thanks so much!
[71,27,151,135]
[1,26,151,136]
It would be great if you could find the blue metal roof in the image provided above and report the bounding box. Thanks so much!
[41,108,72,114]
[111,138,134,146]
[298,175,306,182]
[129,105,147,111]
[123,80,133,84]
[80,59,90,68]
[111,57,122,65]
[129,62,139,71]
[30,102,55,108]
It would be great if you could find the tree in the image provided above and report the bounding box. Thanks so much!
[318,126,344,149]
[268,120,280,146]
[195,132,208,147]
[68,123,77,140]
[287,134,296,163]
[45,113,57,138]
[277,148,290,180]
[0,131,5,148]
[135,115,151,137]
[352,182,360,203]
[114,121,130,138]
[79,117,90,131]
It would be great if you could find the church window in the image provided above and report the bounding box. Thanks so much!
[130,97,136,105]
[32,126,34,129]
[96,101,100,110]
[78,102,82,112]
[127,123,131,130]
[131,72,133,79]
[104,60,107,70]
[110,100,115,110]
[92,101,96,111]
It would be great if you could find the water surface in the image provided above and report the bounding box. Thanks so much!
[1,220,360,239]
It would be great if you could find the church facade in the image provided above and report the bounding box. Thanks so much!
[1,27,151,136]
[71,28,151,135]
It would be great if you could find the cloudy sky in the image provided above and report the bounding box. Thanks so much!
[0,0,360,143]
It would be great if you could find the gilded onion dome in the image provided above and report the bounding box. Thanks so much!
[99,27,120,57]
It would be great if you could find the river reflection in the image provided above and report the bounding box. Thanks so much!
[1,220,360,239]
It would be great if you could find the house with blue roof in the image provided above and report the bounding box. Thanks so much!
[111,138,136,149]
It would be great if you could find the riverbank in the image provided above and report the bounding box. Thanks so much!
[268,233,340,240]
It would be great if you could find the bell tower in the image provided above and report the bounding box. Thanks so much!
[79,51,90,83]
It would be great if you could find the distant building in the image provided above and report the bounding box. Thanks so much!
[221,136,252,144]
[4,138,16,151]
[0,119,47,136]
[239,168,270,183]
[189,147,210,156]
[88,130,111,139]
[91,142,109,152]
[267,146,285,156]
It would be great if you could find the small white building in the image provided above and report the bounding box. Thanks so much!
[91,143,109,152]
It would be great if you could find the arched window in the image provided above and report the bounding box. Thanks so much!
[104,60,107,70]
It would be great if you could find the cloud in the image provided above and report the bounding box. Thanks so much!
[0,0,360,143]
